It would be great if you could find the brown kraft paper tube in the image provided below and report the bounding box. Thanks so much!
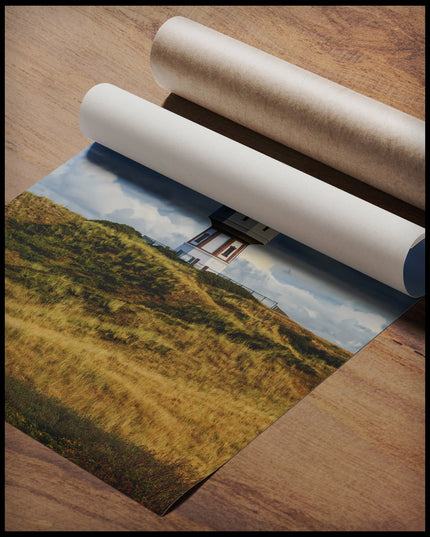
[150,16,425,210]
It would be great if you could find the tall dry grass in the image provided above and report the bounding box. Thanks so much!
[5,191,351,512]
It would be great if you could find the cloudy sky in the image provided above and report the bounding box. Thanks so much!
[29,143,416,353]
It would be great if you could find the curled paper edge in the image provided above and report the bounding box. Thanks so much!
[79,83,425,297]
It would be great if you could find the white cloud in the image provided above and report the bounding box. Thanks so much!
[31,148,204,248]
[303,307,318,319]
[240,246,277,272]
[330,303,387,334]
[224,254,392,353]
[29,146,412,355]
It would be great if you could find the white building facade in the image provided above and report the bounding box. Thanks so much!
[175,205,278,273]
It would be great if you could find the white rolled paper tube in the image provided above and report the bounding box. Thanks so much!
[150,16,425,210]
[79,83,425,297]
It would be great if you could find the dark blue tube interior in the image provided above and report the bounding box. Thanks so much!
[403,238,425,297]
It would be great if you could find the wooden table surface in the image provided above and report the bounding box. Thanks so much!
[5,6,425,531]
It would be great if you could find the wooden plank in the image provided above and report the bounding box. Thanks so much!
[4,422,212,531]
[5,5,425,531]
[175,303,425,531]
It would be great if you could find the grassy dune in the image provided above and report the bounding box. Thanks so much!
[5,191,352,513]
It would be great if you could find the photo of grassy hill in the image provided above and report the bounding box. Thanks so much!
[5,191,352,514]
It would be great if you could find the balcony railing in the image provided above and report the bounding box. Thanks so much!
[142,235,279,310]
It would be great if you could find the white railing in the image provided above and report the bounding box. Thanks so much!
[142,235,279,310]
[191,262,278,309]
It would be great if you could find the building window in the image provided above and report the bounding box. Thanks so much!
[221,246,236,258]
[178,253,195,263]
[194,232,210,244]
[242,216,249,221]
[201,233,230,253]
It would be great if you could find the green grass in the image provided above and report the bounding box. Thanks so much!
[5,191,352,514]
[5,375,191,514]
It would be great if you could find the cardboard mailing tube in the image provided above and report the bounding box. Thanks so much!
[150,17,425,210]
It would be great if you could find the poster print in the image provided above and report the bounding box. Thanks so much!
[4,143,416,514]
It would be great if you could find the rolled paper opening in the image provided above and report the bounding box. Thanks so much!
[403,238,425,298]
[79,84,425,298]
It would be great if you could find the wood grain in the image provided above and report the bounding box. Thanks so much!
[5,5,425,531]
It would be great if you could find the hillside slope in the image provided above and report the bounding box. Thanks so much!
[5,191,352,513]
